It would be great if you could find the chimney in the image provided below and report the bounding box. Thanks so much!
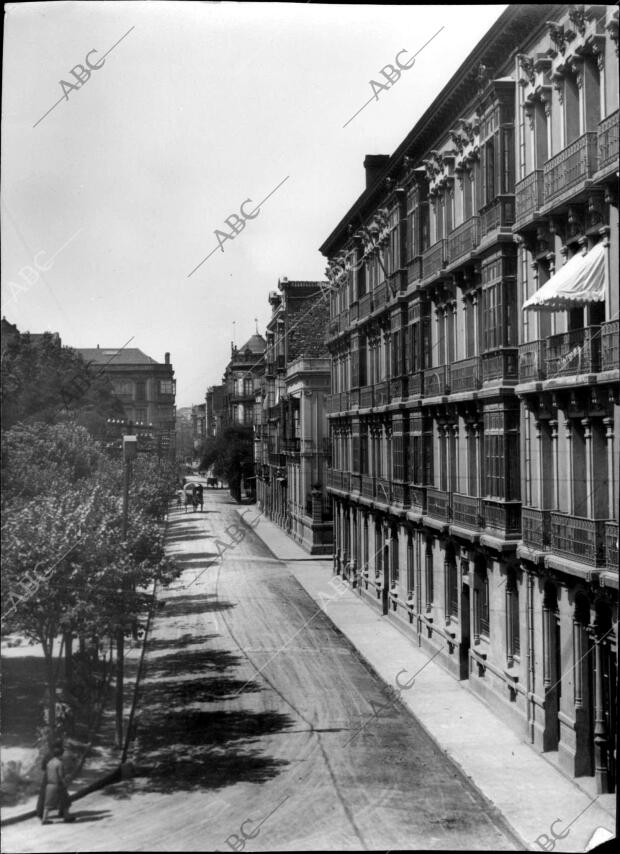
[164,352,170,364]
[363,154,390,189]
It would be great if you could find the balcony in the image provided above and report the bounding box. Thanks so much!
[519,340,547,382]
[447,217,479,265]
[521,507,551,551]
[452,494,484,530]
[372,282,390,313]
[390,376,408,400]
[422,239,447,282]
[450,357,481,393]
[601,319,619,373]
[483,499,521,538]
[359,293,372,320]
[543,133,597,207]
[361,474,375,500]
[550,512,607,566]
[423,364,449,397]
[545,326,601,378]
[374,380,389,406]
[479,196,514,237]
[349,301,359,323]
[409,371,423,397]
[410,486,427,514]
[597,109,619,175]
[360,385,374,408]
[349,388,360,409]
[350,473,361,493]
[407,256,423,285]
[392,482,409,507]
[605,522,618,571]
[482,349,519,384]
[339,310,350,333]
[426,487,451,524]
[514,171,544,230]
[375,477,392,505]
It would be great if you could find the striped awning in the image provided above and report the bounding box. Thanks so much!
[522,242,606,311]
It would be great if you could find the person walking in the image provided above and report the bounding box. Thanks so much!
[39,741,75,824]
[197,483,204,512]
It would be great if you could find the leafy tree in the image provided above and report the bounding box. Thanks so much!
[200,425,255,501]
[1,331,124,433]
[1,421,179,739]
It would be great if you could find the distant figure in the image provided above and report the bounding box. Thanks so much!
[192,485,198,512]
[197,484,204,512]
[176,489,183,509]
[38,741,74,824]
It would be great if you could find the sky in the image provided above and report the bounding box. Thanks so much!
[2,1,507,406]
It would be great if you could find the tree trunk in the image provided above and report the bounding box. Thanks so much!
[64,630,73,690]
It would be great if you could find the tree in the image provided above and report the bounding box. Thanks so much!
[200,425,255,501]
[1,331,125,434]
[1,421,179,741]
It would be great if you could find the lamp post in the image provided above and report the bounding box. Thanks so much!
[116,431,137,749]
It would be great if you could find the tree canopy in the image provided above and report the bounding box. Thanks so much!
[200,424,255,501]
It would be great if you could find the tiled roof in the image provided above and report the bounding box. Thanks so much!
[238,334,266,355]
[76,347,159,365]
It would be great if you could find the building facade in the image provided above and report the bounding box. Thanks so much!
[77,346,176,457]
[206,384,226,437]
[255,279,333,554]
[321,3,618,793]
[191,402,206,450]
[221,334,266,428]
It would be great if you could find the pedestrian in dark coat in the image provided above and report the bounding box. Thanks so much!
[197,484,204,512]
[40,741,74,824]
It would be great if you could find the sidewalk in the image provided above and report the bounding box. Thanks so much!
[237,508,617,854]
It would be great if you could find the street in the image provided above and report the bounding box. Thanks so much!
[3,490,519,852]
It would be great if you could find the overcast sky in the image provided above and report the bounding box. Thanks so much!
[2,1,506,406]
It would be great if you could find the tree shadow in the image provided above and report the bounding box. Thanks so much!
[144,633,220,653]
[156,595,236,619]
[69,808,113,823]
[144,645,244,677]
[139,675,261,706]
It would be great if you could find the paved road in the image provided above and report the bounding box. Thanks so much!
[3,492,519,852]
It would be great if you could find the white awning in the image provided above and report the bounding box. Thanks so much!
[522,242,606,311]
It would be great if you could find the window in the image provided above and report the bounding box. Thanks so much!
[136,381,146,402]
[136,408,147,423]
[446,550,459,619]
[506,570,520,664]
[425,540,434,611]
[475,560,489,640]
[159,380,174,395]
[407,534,414,595]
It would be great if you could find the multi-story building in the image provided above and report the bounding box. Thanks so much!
[221,334,266,428]
[206,384,226,437]
[191,402,206,450]
[76,345,176,456]
[321,3,618,793]
[255,278,333,554]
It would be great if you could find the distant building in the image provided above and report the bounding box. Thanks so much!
[221,333,266,428]
[255,278,333,554]
[76,345,176,456]
[206,384,226,437]
[191,403,206,449]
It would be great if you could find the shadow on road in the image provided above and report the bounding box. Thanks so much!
[156,594,235,620]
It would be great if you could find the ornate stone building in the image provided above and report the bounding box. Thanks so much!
[255,278,333,554]
[321,3,618,793]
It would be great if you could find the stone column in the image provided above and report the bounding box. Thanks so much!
[550,419,559,511]
[603,417,615,519]
[581,417,593,518]
[593,631,610,793]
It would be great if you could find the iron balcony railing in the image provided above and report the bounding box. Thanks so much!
[392,482,409,508]
[376,477,392,504]
[426,487,451,523]
[479,196,514,236]
[545,326,601,377]
[514,171,544,229]
[423,364,449,397]
[360,385,374,408]
[483,500,521,537]
[422,239,447,281]
[359,292,372,319]
[410,486,427,514]
[521,507,551,551]
[543,132,598,206]
[450,356,481,392]
[407,256,423,285]
[601,319,619,372]
[597,109,619,173]
[550,512,607,566]
[518,340,547,382]
[452,494,484,530]
[447,217,479,265]
[481,349,519,383]
[361,474,375,499]
[374,380,390,406]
